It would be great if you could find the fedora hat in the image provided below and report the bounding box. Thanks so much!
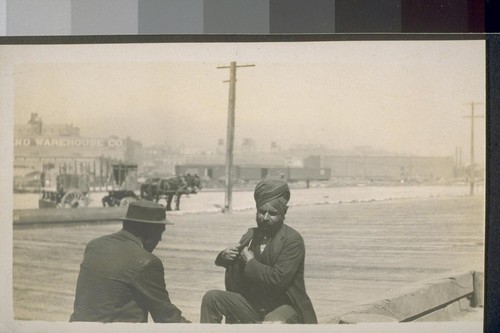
[123,200,173,225]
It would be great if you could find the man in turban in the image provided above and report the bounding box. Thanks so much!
[200,180,317,324]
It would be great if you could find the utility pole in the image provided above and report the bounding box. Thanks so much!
[464,102,484,196]
[217,62,255,213]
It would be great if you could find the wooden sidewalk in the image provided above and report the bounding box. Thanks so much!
[13,195,484,323]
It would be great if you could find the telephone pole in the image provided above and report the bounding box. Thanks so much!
[217,62,255,213]
[463,102,484,196]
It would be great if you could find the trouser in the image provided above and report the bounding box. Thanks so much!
[200,290,299,324]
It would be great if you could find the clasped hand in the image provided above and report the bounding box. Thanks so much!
[221,244,254,263]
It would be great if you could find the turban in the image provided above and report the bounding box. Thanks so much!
[254,180,290,216]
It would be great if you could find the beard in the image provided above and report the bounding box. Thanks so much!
[257,219,284,237]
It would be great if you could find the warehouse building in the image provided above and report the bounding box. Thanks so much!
[14,113,142,190]
[321,155,455,182]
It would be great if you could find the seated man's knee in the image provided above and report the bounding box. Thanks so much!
[202,290,220,303]
[263,304,299,324]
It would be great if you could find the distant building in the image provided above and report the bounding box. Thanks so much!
[216,138,225,154]
[241,138,256,154]
[303,155,321,169]
[322,155,454,181]
[141,145,185,177]
[15,113,80,137]
[175,163,331,182]
[14,114,142,189]
[176,152,331,182]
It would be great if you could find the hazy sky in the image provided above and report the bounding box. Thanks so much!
[2,40,486,162]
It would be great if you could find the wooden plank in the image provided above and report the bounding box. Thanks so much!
[414,297,473,322]
[473,271,484,307]
[338,271,474,322]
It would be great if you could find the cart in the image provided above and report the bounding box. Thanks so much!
[38,173,90,209]
[101,164,139,207]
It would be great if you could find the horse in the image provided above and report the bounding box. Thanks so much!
[140,174,202,211]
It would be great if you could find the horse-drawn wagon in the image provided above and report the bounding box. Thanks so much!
[140,174,202,211]
[39,173,90,208]
[101,164,140,207]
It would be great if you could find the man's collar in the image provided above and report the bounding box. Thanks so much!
[119,229,144,248]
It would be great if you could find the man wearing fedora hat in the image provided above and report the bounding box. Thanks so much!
[70,200,189,323]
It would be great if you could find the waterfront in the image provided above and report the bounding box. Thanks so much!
[13,184,480,212]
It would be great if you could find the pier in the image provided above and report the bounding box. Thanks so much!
[13,195,484,323]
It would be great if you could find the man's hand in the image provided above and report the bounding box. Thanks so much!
[240,246,254,263]
[221,244,241,262]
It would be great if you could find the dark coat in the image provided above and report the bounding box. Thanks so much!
[216,224,318,324]
[70,230,185,323]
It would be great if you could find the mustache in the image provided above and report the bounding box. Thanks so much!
[257,219,282,229]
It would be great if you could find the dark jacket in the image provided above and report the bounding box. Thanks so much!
[216,224,318,324]
[70,230,185,323]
